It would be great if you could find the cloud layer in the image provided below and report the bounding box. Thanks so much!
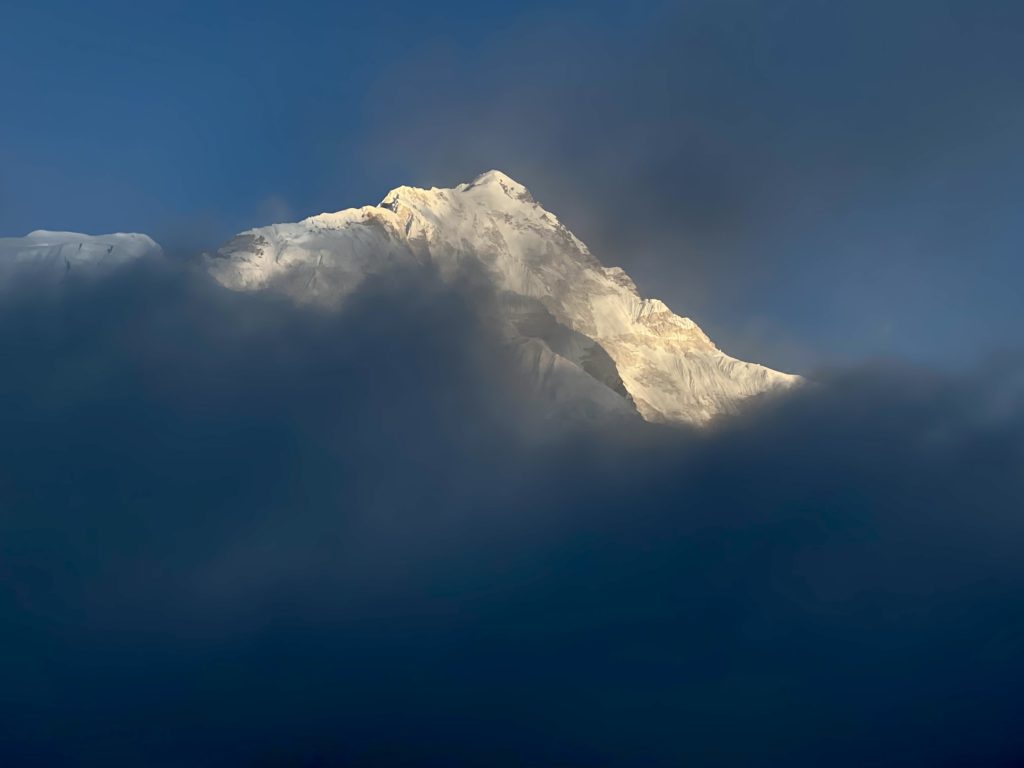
[0,261,1022,766]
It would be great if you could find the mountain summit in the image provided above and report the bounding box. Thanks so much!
[208,171,799,424]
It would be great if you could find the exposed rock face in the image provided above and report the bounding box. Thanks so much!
[208,170,799,424]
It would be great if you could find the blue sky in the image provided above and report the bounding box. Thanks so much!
[2,0,1022,372]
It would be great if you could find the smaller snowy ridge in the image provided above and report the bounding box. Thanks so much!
[0,230,162,280]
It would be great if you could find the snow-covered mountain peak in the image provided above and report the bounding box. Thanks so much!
[467,168,522,188]
[461,169,535,201]
[208,172,800,424]
[380,169,539,221]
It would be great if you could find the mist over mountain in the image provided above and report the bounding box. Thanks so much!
[0,214,1022,764]
[1,171,800,427]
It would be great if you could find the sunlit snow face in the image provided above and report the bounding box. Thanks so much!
[205,170,799,425]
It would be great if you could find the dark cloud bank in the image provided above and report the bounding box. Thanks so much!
[1,260,1022,767]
